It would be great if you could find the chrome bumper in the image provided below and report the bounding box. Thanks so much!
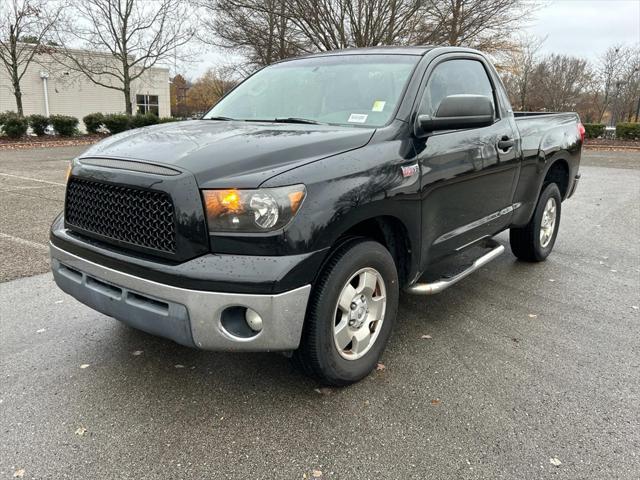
[50,243,311,351]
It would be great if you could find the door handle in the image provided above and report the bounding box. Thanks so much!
[497,136,515,151]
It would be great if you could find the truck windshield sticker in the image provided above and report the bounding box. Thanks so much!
[372,101,386,112]
[348,113,368,123]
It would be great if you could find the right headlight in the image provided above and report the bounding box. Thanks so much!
[202,185,306,233]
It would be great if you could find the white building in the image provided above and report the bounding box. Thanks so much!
[0,47,171,130]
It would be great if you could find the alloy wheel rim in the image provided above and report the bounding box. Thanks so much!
[540,197,557,248]
[333,267,387,360]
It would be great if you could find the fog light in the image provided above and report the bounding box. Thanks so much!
[245,308,263,332]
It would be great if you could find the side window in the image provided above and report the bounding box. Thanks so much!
[420,59,496,117]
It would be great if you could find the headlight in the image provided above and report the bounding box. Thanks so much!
[202,185,306,232]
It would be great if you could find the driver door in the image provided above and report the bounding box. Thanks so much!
[413,55,519,268]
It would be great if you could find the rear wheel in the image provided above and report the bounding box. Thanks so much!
[510,183,562,262]
[293,239,399,386]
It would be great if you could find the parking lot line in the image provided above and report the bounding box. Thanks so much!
[0,172,66,186]
[0,232,48,251]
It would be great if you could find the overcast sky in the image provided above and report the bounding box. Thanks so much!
[526,0,640,60]
[188,0,640,79]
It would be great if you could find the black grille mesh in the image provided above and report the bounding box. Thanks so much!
[65,178,176,253]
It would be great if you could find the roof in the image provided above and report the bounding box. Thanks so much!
[302,46,436,58]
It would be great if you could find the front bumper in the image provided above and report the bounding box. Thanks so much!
[50,243,311,351]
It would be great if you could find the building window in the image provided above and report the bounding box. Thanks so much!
[136,94,159,115]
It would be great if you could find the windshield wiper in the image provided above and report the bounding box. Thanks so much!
[273,117,324,125]
[205,116,237,121]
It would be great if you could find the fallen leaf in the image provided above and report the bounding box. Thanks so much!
[80,364,90,369]
[312,470,323,478]
[314,387,333,396]
[512,338,520,344]
[36,328,46,334]
[430,399,441,406]
[528,314,537,318]
[375,362,386,371]
[549,458,562,467]
[132,350,143,356]
[13,469,25,478]
[75,427,87,436]
[420,334,432,339]
[174,364,185,369]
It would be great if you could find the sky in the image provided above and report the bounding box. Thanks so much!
[187,0,640,79]
[526,0,640,60]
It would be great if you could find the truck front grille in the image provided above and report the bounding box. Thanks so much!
[65,177,176,253]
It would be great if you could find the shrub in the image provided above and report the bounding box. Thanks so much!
[28,114,49,136]
[158,117,181,123]
[0,111,19,127]
[2,115,28,139]
[83,113,104,134]
[616,122,640,140]
[50,114,78,136]
[130,112,159,129]
[102,113,131,134]
[583,123,605,139]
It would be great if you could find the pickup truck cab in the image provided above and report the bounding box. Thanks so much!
[50,46,582,385]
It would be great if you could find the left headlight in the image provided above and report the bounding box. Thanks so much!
[202,185,306,233]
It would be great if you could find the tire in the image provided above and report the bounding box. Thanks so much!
[293,239,399,386]
[510,183,562,262]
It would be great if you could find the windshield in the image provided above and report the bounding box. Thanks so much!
[203,55,420,127]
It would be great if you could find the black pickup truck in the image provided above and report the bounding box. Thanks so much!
[50,46,582,385]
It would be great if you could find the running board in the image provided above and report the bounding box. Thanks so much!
[405,240,505,295]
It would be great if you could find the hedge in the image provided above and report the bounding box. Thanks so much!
[2,115,28,138]
[50,115,79,137]
[83,113,104,134]
[28,114,49,136]
[102,113,131,134]
[130,112,159,129]
[616,123,640,140]
[583,123,605,139]
[0,111,18,126]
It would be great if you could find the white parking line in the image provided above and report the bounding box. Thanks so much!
[0,233,48,251]
[0,173,65,187]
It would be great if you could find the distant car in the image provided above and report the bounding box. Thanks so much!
[50,46,583,385]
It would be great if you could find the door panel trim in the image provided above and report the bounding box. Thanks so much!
[433,202,521,244]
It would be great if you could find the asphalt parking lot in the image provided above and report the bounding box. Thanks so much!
[1,146,639,479]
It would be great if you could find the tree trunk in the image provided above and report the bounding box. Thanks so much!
[11,69,23,117]
[124,87,132,114]
[123,62,132,114]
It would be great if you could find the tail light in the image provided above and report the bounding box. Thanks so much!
[578,122,586,143]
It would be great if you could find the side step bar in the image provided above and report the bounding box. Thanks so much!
[405,240,505,295]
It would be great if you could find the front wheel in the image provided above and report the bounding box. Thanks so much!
[510,183,562,262]
[293,239,399,386]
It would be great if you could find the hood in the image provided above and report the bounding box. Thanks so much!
[80,120,375,188]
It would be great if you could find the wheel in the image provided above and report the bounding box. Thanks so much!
[510,183,562,262]
[293,239,399,386]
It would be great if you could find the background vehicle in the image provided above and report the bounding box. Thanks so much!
[50,46,582,386]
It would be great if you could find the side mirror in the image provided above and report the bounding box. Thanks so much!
[418,94,494,133]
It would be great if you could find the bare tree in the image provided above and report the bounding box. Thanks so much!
[501,34,545,110]
[285,0,424,50]
[55,0,194,114]
[415,0,536,54]
[197,0,305,70]
[0,0,65,116]
[528,54,591,112]
[595,45,632,122]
